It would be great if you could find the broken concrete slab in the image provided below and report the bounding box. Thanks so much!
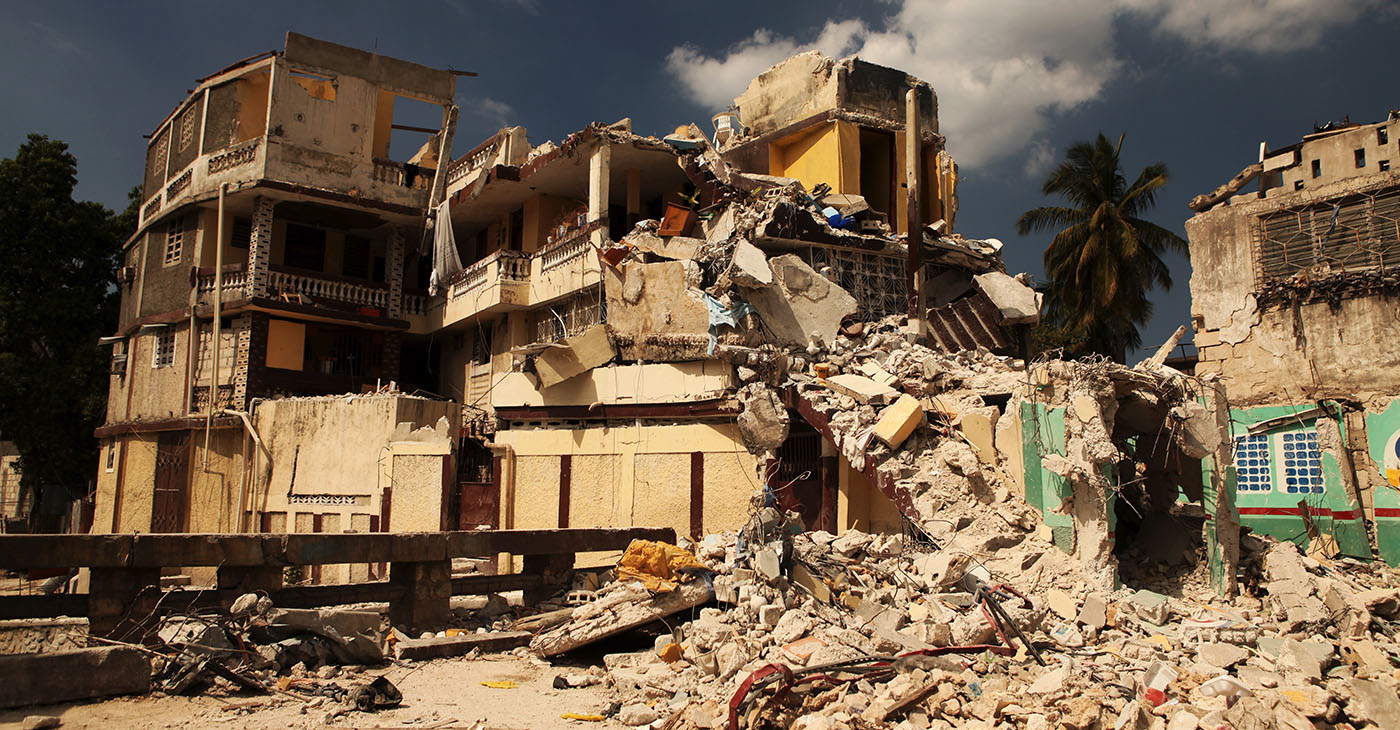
[824,373,897,405]
[973,271,1041,324]
[727,239,772,287]
[535,325,617,389]
[737,383,790,453]
[627,231,704,262]
[0,646,151,709]
[394,630,532,660]
[739,254,857,348]
[531,580,711,657]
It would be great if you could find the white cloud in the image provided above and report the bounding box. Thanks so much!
[664,0,1376,169]
[1023,139,1057,179]
[463,97,515,128]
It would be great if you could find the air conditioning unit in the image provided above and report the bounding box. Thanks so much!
[118,266,137,285]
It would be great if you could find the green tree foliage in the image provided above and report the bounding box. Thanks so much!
[0,135,136,525]
[1017,133,1187,361]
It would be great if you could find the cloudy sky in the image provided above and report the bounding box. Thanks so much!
[3,0,1396,355]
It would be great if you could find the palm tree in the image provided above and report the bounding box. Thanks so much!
[1017,133,1187,362]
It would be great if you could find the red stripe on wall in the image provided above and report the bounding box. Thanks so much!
[558,455,571,528]
[689,451,704,539]
[1237,506,1363,520]
[1375,508,1400,518]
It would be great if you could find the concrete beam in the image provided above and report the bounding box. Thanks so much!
[0,647,150,709]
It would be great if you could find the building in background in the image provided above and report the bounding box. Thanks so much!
[1185,112,1400,563]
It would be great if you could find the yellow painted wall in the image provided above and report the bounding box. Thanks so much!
[188,428,246,534]
[117,434,158,533]
[770,120,861,198]
[234,69,271,143]
[372,89,395,159]
[633,453,692,539]
[497,422,759,538]
[123,326,192,421]
[92,439,122,533]
[522,194,579,254]
[266,319,306,371]
[838,460,903,534]
[513,455,561,530]
[387,450,447,531]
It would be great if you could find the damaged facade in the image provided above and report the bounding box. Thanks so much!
[1186,112,1400,564]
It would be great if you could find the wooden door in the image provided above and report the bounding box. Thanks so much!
[151,432,190,533]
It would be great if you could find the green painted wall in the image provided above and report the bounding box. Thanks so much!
[1226,404,1370,559]
[1020,402,1074,553]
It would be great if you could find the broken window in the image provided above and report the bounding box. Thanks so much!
[1233,434,1272,492]
[152,330,175,368]
[535,287,604,343]
[163,217,187,266]
[105,441,118,473]
[1280,430,1324,495]
[283,224,326,272]
[1355,149,1367,168]
[806,247,907,322]
[1380,127,1389,146]
[1311,159,1322,178]
[1383,161,1392,173]
[471,323,493,366]
[1255,185,1400,283]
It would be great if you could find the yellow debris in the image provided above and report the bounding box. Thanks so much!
[561,713,605,722]
[615,539,706,593]
[480,680,519,689]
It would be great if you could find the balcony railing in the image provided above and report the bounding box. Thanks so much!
[195,266,250,307]
[450,249,531,298]
[268,269,389,310]
[445,137,501,185]
[372,158,431,190]
[403,293,429,317]
[539,221,601,272]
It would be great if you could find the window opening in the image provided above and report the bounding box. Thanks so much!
[163,218,187,266]
[1311,160,1322,179]
[1355,149,1367,168]
[152,330,175,368]
[283,224,326,272]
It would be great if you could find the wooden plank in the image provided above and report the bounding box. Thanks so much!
[273,581,403,608]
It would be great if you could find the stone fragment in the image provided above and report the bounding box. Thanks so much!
[759,604,784,628]
[1344,678,1400,729]
[716,642,749,680]
[736,383,790,453]
[395,631,531,660]
[973,272,1040,324]
[831,530,873,557]
[1046,589,1078,621]
[534,325,616,389]
[1077,594,1107,628]
[1165,712,1198,730]
[1276,638,1330,682]
[1340,639,1394,676]
[1128,589,1171,625]
[618,703,659,726]
[781,636,826,664]
[740,253,857,347]
[754,547,781,581]
[772,611,813,644]
[1028,663,1069,695]
[727,239,772,287]
[20,717,61,730]
[958,413,996,464]
[825,373,898,405]
[1196,642,1250,669]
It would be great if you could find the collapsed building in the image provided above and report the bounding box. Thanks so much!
[1186,113,1400,565]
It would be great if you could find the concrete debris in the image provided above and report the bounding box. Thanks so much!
[0,647,151,710]
[737,383,791,453]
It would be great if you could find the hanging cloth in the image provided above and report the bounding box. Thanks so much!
[428,199,462,296]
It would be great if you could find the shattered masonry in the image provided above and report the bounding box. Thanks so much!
[9,30,1390,730]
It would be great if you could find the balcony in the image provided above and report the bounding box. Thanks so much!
[441,250,532,326]
[195,265,251,308]
[267,268,391,316]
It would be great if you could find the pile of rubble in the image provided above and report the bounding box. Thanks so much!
[526,521,1399,730]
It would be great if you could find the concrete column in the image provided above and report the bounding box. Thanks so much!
[1203,380,1240,598]
[216,565,282,609]
[388,559,452,631]
[87,566,162,640]
[388,227,405,317]
[247,196,275,298]
[588,141,611,246]
[229,315,252,410]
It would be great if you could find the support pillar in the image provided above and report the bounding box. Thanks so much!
[904,88,926,338]
[588,141,611,248]
[388,560,452,631]
[522,553,574,607]
[387,227,405,317]
[87,567,161,641]
[1203,379,1240,598]
[216,565,283,609]
[247,196,275,299]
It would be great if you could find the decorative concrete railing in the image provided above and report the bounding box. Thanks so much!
[268,270,389,309]
[403,293,429,317]
[449,250,532,298]
[538,223,599,272]
[445,137,501,185]
[371,158,431,190]
[194,267,250,306]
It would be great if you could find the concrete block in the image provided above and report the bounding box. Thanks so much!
[873,395,923,448]
[1077,594,1107,628]
[394,630,532,660]
[857,361,899,387]
[1128,589,1170,624]
[0,647,150,709]
[791,564,830,603]
[727,239,772,287]
[958,413,996,464]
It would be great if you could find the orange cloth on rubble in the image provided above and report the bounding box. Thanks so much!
[614,539,707,593]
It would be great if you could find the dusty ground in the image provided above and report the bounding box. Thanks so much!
[0,653,624,730]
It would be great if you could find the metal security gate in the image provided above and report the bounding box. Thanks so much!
[774,423,834,532]
[151,432,190,533]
